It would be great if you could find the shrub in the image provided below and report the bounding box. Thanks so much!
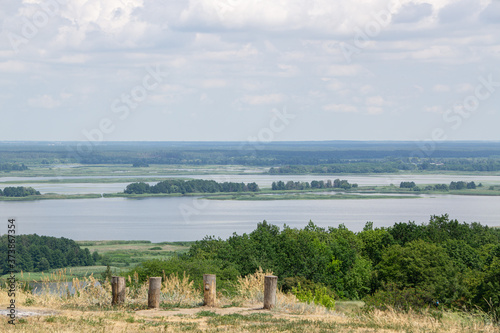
[291,282,335,310]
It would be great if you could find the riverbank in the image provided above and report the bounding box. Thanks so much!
[3,185,500,201]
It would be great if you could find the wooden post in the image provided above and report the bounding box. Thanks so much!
[264,275,278,310]
[111,276,125,305]
[148,277,162,309]
[203,274,216,307]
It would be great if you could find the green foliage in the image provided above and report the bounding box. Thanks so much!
[400,181,416,188]
[111,215,500,319]
[364,283,434,312]
[126,257,240,292]
[0,186,40,197]
[0,162,28,171]
[375,240,459,304]
[291,282,336,310]
[101,265,113,282]
[124,179,259,194]
[271,179,357,191]
[0,234,94,274]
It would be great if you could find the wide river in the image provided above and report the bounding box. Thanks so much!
[1,174,499,242]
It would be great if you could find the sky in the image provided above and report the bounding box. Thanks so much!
[0,0,499,142]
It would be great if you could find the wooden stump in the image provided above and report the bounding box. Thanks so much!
[264,275,278,310]
[203,274,216,307]
[111,276,125,305]
[148,277,162,309]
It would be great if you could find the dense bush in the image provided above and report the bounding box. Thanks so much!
[127,215,500,317]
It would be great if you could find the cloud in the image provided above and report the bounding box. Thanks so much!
[360,85,374,94]
[424,106,444,113]
[365,95,386,114]
[366,95,385,107]
[392,2,433,23]
[0,60,27,72]
[27,94,62,109]
[433,84,451,93]
[367,107,384,115]
[323,104,358,113]
[455,83,474,93]
[242,93,285,105]
[438,0,483,24]
[201,79,227,88]
[479,1,500,23]
[324,64,366,77]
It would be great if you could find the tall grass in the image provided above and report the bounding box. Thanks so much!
[1,271,499,333]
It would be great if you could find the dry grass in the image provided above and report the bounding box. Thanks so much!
[1,273,499,332]
[161,271,202,307]
[231,268,337,315]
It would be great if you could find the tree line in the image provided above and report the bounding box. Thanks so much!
[0,186,40,197]
[0,234,95,274]
[124,179,260,195]
[269,158,500,174]
[127,215,500,318]
[272,179,358,190]
[0,163,28,171]
[400,181,479,191]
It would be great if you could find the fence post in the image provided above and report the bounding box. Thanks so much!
[264,275,278,309]
[203,274,216,307]
[111,276,125,305]
[148,277,162,309]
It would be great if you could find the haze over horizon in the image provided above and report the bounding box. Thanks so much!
[1,0,499,142]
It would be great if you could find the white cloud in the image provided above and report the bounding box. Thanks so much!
[324,64,366,77]
[367,106,384,115]
[433,84,451,92]
[393,2,433,23]
[424,105,444,113]
[323,104,358,113]
[360,85,374,94]
[455,83,474,93]
[366,96,385,107]
[27,94,62,109]
[242,93,286,105]
[201,79,227,88]
[0,0,499,141]
[0,60,27,72]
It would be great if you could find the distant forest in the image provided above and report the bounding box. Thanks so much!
[0,162,28,171]
[2,141,500,172]
[0,234,95,274]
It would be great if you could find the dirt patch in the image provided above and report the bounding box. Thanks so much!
[136,305,269,317]
[0,306,58,318]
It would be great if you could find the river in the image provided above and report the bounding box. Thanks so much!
[1,194,499,242]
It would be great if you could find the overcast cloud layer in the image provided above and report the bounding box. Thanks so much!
[1,0,499,142]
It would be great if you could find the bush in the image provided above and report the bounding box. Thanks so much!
[364,283,434,312]
[291,282,335,310]
[126,257,241,293]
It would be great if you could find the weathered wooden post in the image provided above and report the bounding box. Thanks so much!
[111,276,126,305]
[263,275,278,310]
[203,274,216,307]
[148,277,162,309]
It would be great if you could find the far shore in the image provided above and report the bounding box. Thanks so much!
[2,185,500,201]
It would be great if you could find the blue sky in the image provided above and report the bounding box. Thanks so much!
[1,0,499,142]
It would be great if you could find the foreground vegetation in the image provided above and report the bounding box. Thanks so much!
[124,215,500,323]
[1,269,498,332]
